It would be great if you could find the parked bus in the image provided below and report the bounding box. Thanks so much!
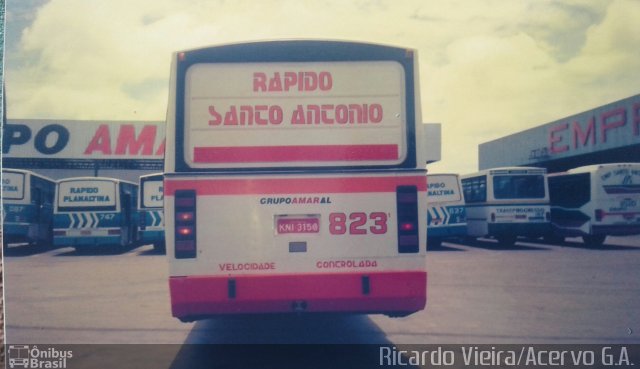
[164,40,431,321]
[461,167,550,246]
[138,173,165,251]
[548,163,640,246]
[53,177,139,251]
[426,173,466,246]
[2,168,56,249]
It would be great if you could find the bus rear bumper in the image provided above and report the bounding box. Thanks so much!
[3,223,32,240]
[488,222,551,237]
[169,271,426,320]
[53,235,121,247]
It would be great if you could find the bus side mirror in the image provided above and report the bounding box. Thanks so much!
[424,123,441,164]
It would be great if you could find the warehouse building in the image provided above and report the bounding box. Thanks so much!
[479,94,640,172]
[2,119,164,182]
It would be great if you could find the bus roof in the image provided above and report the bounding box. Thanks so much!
[427,173,460,178]
[566,163,640,174]
[139,173,163,181]
[2,168,56,183]
[57,176,137,186]
[462,166,547,178]
[175,39,415,56]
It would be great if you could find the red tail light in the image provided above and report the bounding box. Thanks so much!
[400,222,416,232]
[177,211,194,222]
[175,190,196,259]
[177,226,193,236]
[396,185,419,253]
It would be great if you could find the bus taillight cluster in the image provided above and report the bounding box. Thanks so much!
[397,185,420,253]
[174,190,197,259]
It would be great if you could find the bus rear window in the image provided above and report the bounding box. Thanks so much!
[549,173,590,207]
[57,180,116,211]
[142,180,163,208]
[462,176,487,204]
[2,172,25,200]
[183,61,407,169]
[493,175,546,199]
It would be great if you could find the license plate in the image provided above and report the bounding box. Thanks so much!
[276,215,320,234]
[80,230,91,235]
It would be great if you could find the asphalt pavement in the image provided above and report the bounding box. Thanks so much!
[3,236,640,368]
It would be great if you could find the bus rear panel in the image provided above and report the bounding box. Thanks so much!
[166,173,426,317]
[165,41,429,320]
[462,167,551,245]
[53,177,139,249]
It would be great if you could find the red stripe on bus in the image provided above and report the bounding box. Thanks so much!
[169,271,426,317]
[165,176,426,195]
[193,144,399,163]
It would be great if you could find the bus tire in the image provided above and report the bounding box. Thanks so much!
[582,234,606,247]
[497,235,517,246]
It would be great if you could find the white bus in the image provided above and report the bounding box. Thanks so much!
[548,163,640,246]
[53,177,139,251]
[164,40,431,321]
[426,173,466,246]
[138,173,165,252]
[461,167,550,246]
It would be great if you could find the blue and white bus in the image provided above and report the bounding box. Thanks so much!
[461,167,551,246]
[53,177,139,251]
[426,173,466,247]
[548,163,640,246]
[138,173,165,251]
[2,168,56,248]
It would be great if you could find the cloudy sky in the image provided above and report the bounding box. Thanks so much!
[4,0,640,173]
